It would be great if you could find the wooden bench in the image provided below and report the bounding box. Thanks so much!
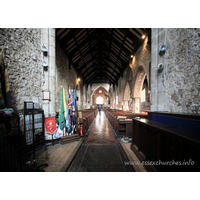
[131,115,200,172]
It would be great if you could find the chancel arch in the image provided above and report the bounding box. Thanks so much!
[92,86,108,107]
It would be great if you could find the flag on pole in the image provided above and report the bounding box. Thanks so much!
[54,125,64,138]
[63,88,67,118]
[72,90,76,130]
[58,88,65,130]
[68,87,72,119]
[66,106,71,132]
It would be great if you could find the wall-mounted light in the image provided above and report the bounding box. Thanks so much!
[131,55,134,58]
[42,61,48,71]
[158,63,165,84]
[41,44,48,83]
[41,44,48,56]
[158,63,164,71]
[142,34,146,39]
[76,78,81,85]
[159,42,167,53]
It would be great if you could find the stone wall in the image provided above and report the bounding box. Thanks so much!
[165,28,200,113]
[152,28,200,113]
[91,83,110,94]
[56,43,77,112]
[0,28,42,110]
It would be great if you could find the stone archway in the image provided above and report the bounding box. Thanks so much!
[92,86,108,107]
[91,85,108,104]
[133,66,146,113]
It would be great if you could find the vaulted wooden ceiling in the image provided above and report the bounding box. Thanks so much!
[56,28,151,85]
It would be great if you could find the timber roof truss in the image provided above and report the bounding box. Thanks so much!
[56,28,151,85]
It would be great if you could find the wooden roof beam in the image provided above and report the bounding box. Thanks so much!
[68,29,100,57]
[103,29,133,57]
[85,73,115,85]
[59,28,82,48]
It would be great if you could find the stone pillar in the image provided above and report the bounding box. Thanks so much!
[49,29,56,117]
[132,98,136,113]
[122,100,124,110]
[151,28,166,111]
[135,98,140,113]
[130,97,134,112]
[41,28,56,139]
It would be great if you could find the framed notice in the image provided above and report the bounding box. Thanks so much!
[43,91,50,100]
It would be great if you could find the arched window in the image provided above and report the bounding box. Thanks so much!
[96,96,103,104]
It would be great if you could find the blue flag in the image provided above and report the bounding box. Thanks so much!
[66,106,71,132]
[72,90,76,129]
[58,88,65,130]
[68,88,72,117]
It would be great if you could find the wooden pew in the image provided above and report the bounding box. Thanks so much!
[124,112,148,119]
[131,114,200,172]
[103,108,132,135]
[104,108,148,137]
[117,118,132,137]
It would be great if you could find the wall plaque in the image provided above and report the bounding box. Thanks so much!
[43,91,50,100]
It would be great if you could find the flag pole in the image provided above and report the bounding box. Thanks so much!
[52,134,54,146]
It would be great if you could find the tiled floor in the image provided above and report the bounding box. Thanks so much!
[85,112,117,145]
[34,139,83,172]
[68,111,134,172]
[119,141,147,172]
[34,111,145,172]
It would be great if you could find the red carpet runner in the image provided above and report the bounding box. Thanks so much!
[67,111,134,172]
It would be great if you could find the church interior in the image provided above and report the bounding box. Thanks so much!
[1,3,200,200]
[1,27,199,175]
[1,27,200,173]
